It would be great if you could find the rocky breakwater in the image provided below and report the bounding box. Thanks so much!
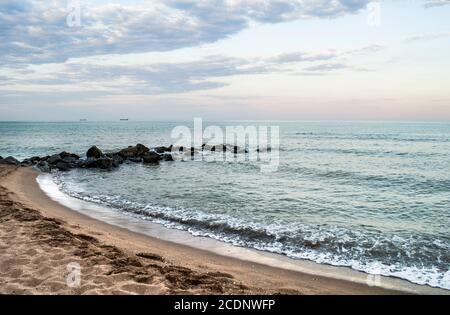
[1,142,258,173]
[0,143,174,173]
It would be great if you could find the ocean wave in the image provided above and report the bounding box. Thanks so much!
[52,174,450,290]
[292,133,450,143]
[282,166,450,194]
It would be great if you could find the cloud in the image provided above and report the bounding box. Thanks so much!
[423,0,450,8]
[269,50,338,63]
[0,41,383,95]
[344,44,385,55]
[269,44,384,64]
[302,62,349,72]
[168,0,369,23]
[0,0,371,65]
[0,55,274,94]
[404,32,450,42]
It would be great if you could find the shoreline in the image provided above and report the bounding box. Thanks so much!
[0,165,443,294]
[36,171,447,295]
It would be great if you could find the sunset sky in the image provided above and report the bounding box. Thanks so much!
[1,0,450,121]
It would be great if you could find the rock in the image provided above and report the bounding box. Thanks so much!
[37,161,50,173]
[59,151,80,160]
[0,156,20,165]
[154,145,173,154]
[118,146,134,158]
[75,159,86,168]
[80,156,114,169]
[111,154,124,167]
[20,160,32,167]
[21,156,41,165]
[160,153,174,161]
[142,151,161,164]
[21,158,32,166]
[86,146,103,159]
[84,157,99,168]
[106,153,123,167]
[62,156,79,164]
[97,156,113,169]
[55,161,72,171]
[47,154,62,164]
[126,157,143,163]
[118,144,149,158]
[136,143,150,154]
[39,155,50,162]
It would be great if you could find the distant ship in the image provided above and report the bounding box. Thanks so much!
[80,119,87,122]
[120,119,129,121]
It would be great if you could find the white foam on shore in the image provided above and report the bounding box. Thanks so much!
[37,173,448,295]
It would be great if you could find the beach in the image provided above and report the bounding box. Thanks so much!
[0,164,403,295]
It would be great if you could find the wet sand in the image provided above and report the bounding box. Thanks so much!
[0,165,404,294]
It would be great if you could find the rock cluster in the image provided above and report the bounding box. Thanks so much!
[0,156,20,165]
[1,142,258,173]
[2,143,175,173]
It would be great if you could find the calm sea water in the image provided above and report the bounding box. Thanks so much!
[1,121,449,289]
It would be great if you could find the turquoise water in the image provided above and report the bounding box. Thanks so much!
[1,121,450,289]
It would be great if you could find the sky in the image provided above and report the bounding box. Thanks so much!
[0,0,450,121]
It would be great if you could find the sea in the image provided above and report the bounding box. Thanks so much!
[1,121,449,290]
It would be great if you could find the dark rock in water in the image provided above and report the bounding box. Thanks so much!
[21,158,32,165]
[55,161,72,171]
[0,156,20,165]
[106,154,124,167]
[62,156,79,164]
[40,155,50,162]
[84,157,99,168]
[112,155,124,167]
[142,152,161,164]
[37,161,50,173]
[59,151,80,160]
[48,154,62,165]
[78,157,115,169]
[97,156,114,169]
[86,146,103,159]
[126,157,143,163]
[118,146,134,157]
[136,144,149,153]
[154,145,173,154]
[74,159,86,168]
[20,160,32,167]
[160,153,174,161]
[119,144,149,158]
[21,156,41,165]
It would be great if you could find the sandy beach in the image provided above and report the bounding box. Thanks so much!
[0,164,405,295]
